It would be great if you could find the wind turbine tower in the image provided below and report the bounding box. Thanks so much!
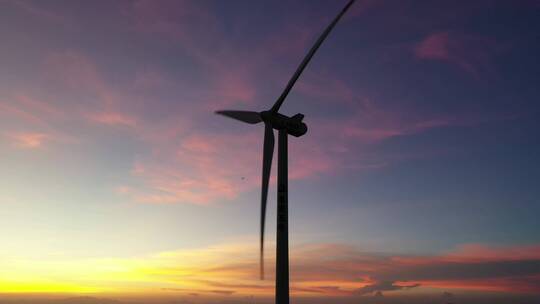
[216,1,356,303]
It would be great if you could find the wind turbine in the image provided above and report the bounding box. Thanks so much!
[215,1,355,303]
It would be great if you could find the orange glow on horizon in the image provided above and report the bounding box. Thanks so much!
[1,242,538,298]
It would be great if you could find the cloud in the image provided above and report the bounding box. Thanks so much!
[0,95,63,127]
[414,31,498,78]
[0,95,77,150]
[1,51,140,143]
[7,132,50,149]
[88,112,137,127]
[415,32,452,60]
[442,291,455,303]
[30,48,261,205]
[119,82,451,205]
[54,1,475,206]
[11,42,496,206]
[44,51,125,110]
[447,243,540,261]
[379,260,540,282]
[1,242,539,298]
[129,0,258,110]
[119,132,262,204]
[209,290,235,295]
[2,5,512,207]
[356,280,420,296]
[288,243,540,295]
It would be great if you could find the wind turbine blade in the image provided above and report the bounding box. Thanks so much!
[270,0,356,113]
[260,122,274,280]
[215,110,262,124]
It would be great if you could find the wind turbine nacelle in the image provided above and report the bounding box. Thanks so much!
[261,111,308,137]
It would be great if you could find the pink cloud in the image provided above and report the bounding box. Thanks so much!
[43,50,144,129]
[45,51,120,107]
[315,96,451,144]
[16,95,64,119]
[6,8,500,207]
[118,69,477,205]
[0,95,64,128]
[415,32,451,60]
[0,101,43,126]
[37,49,258,205]
[0,95,74,149]
[311,242,540,294]
[89,112,137,127]
[129,0,274,110]
[7,132,50,149]
[446,243,540,262]
[38,45,487,206]
[182,242,540,296]
[212,74,256,108]
[119,132,262,205]
[414,31,497,78]
[287,134,342,180]
[124,119,376,205]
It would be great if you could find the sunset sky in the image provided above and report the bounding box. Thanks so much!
[1,0,539,303]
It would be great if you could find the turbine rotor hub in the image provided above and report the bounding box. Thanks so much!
[260,111,308,137]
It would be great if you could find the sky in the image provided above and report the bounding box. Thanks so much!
[0,0,539,303]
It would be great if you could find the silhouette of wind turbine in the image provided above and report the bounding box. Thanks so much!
[215,1,355,303]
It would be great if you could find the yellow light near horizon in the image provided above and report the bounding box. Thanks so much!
[0,257,158,294]
[0,281,105,293]
[0,243,262,296]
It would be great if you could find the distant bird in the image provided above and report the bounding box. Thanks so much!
[215,1,355,303]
